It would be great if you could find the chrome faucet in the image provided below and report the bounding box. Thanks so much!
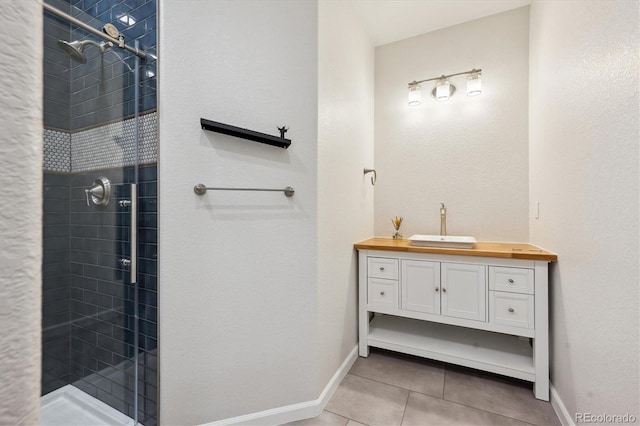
[440,203,447,236]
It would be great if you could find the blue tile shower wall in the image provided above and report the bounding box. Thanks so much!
[43,0,72,130]
[42,0,157,424]
[42,167,157,426]
[44,0,157,131]
[42,173,72,395]
[68,0,157,130]
[67,165,157,425]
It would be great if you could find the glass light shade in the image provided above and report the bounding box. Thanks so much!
[408,84,421,106]
[435,79,452,101]
[467,73,482,96]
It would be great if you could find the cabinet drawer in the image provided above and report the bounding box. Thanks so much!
[368,278,398,311]
[368,257,398,279]
[490,291,534,329]
[489,266,534,294]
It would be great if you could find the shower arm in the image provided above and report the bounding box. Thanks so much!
[43,3,147,60]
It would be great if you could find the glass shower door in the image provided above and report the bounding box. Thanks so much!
[42,1,158,425]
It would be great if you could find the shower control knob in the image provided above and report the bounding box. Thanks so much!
[120,258,132,268]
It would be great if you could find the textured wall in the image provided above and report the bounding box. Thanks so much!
[159,0,318,423]
[529,0,639,420]
[374,7,530,241]
[317,0,374,394]
[0,1,43,425]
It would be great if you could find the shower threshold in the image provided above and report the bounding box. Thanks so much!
[41,385,139,426]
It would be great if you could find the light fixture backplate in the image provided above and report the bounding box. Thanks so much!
[431,84,456,99]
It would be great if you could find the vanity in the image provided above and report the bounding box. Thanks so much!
[354,238,557,401]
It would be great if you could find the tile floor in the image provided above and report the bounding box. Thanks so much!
[287,349,560,426]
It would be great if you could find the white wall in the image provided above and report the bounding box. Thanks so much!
[317,0,374,392]
[529,0,639,420]
[374,7,530,241]
[0,1,42,425]
[158,1,319,423]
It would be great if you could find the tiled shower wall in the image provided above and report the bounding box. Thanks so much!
[68,0,157,130]
[66,164,158,424]
[43,0,71,130]
[43,163,158,424]
[42,0,157,424]
[42,173,71,395]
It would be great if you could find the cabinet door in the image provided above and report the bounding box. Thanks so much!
[401,260,440,314]
[441,263,486,321]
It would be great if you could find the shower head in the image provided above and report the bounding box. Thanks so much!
[57,39,108,64]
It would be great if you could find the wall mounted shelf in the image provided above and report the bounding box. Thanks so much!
[200,118,291,149]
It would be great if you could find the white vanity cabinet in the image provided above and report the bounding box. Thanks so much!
[402,260,486,322]
[355,238,557,401]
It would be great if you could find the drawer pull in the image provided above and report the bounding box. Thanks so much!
[380,291,385,296]
[380,267,385,271]
[508,307,515,313]
[508,278,514,284]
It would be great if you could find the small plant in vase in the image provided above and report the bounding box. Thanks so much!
[392,216,403,239]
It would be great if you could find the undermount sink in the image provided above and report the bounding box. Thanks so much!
[408,234,477,249]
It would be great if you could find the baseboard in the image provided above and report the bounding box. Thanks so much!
[550,382,575,426]
[202,345,359,426]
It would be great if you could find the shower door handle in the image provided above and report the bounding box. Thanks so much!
[118,184,136,284]
[130,184,137,284]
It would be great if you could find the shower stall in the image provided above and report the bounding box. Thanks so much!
[41,1,157,424]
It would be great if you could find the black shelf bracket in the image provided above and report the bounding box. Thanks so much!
[200,118,291,149]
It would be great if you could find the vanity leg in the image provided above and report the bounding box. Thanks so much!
[359,312,370,357]
[533,261,549,401]
[358,250,370,357]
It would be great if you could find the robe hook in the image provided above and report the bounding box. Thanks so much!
[363,168,376,186]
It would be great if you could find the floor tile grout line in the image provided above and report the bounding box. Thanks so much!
[343,366,556,426]
[442,367,557,425]
[399,391,410,426]
[443,367,447,399]
[406,387,540,426]
[322,408,360,426]
[346,372,445,400]
[439,370,541,426]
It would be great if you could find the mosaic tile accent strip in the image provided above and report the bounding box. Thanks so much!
[44,129,71,173]
[71,117,136,172]
[71,112,158,172]
[139,112,158,166]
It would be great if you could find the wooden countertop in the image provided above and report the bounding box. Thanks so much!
[354,238,557,262]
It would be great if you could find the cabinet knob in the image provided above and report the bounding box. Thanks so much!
[442,288,447,293]
[380,291,385,296]
[508,278,514,284]
[435,287,439,292]
[380,267,385,271]
[508,307,515,313]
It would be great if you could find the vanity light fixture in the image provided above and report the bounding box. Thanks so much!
[434,77,455,101]
[467,70,482,96]
[408,83,422,106]
[407,68,482,106]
